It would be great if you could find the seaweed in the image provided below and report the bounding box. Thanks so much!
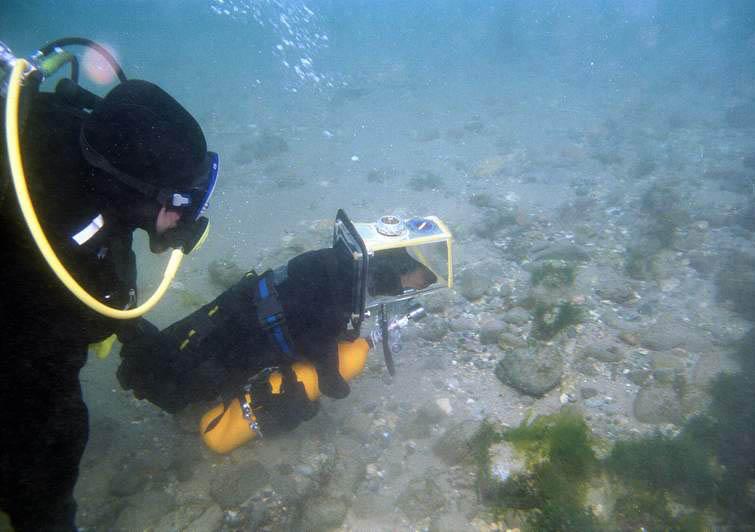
[532,302,583,340]
[471,411,713,529]
[530,260,576,289]
[612,490,705,531]
[474,334,755,529]
[605,420,717,506]
[473,411,601,529]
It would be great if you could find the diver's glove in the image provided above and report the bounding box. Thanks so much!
[117,318,189,413]
[313,348,351,400]
[252,367,320,435]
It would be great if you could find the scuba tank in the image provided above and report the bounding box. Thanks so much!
[199,301,426,454]
[200,337,370,454]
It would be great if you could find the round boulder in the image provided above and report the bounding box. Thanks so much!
[495,344,563,396]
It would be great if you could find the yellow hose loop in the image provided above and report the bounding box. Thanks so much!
[5,59,184,319]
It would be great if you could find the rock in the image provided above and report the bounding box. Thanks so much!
[420,290,456,314]
[399,400,448,439]
[484,441,527,489]
[418,400,449,424]
[108,466,148,497]
[531,242,590,262]
[341,414,373,443]
[673,223,708,252]
[716,251,755,321]
[619,331,640,346]
[633,383,683,424]
[626,368,652,386]
[495,344,563,396]
[580,387,599,400]
[190,504,223,531]
[690,352,723,386]
[435,397,453,415]
[154,503,216,532]
[417,317,450,342]
[432,420,481,466]
[430,512,473,532]
[497,332,527,350]
[210,461,270,508]
[474,156,507,178]
[501,307,530,325]
[472,206,518,238]
[582,343,625,363]
[323,438,367,500]
[650,351,686,372]
[299,496,348,532]
[594,274,635,304]
[457,266,494,301]
[479,320,506,345]
[450,316,476,333]
[77,498,127,530]
[113,490,176,531]
[351,479,398,517]
[640,317,713,353]
[208,258,245,289]
[687,251,718,278]
[397,477,447,521]
[170,444,202,482]
[286,439,337,501]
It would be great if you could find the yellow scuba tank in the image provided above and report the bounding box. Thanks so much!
[199,337,370,454]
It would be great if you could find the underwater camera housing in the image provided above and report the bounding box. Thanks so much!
[333,209,454,327]
[333,209,453,374]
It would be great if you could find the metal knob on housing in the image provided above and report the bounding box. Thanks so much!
[376,215,406,237]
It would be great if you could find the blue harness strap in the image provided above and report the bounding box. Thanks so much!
[254,270,299,361]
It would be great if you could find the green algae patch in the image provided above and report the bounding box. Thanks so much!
[530,260,577,289]
[471,410,714,530]
[472,340,755,530]
[472,410,602,530]
[532,301,583,340]
[611,490,707,532]
[605,416,718,508]
[505,410,600,530]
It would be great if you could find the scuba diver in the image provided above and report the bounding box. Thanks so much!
[118,212,453,453]
[0,39,218,531]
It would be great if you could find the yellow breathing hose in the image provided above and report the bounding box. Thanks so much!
[5,58,184,319]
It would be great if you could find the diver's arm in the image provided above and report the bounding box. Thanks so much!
[117,276,260,413]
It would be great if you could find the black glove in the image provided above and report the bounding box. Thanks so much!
[314,350,351,399]
[117,318,189,413]
[252,367,320,435]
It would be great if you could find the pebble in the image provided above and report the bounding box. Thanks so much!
[581,387,599,400]
[435,397,453,415]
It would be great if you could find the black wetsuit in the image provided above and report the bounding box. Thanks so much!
[0,93,137,530]
[118,247,355,423]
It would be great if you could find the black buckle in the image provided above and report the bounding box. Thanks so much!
[256,296,285,332]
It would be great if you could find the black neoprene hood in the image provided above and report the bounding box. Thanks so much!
[81,80,209,192]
